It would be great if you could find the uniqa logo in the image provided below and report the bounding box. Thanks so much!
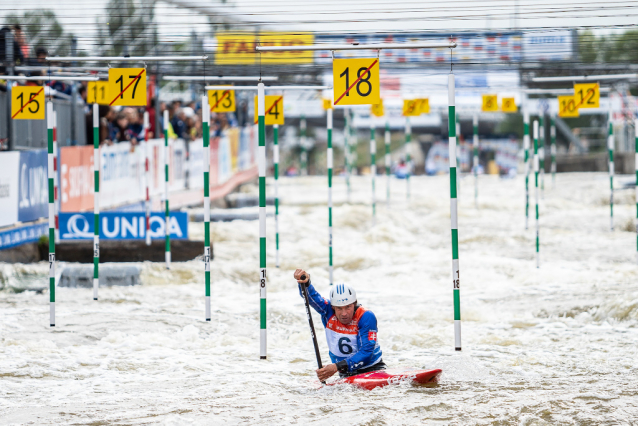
[62,214,93,239]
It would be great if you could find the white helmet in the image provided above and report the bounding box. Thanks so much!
[330,283,357,307]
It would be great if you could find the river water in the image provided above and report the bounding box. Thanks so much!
[1,173,638,425]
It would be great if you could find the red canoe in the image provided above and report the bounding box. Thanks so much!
[329,369,442,391]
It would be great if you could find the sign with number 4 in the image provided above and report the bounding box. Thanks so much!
[254,95,284,125]
[108,68,147,106]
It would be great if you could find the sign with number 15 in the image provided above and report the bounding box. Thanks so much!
[332,58,380,106]
[11,86,45,120]
[108,68,147,106]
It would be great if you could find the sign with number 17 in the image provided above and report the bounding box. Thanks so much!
[108,68,147,106]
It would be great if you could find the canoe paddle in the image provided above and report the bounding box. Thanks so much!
[300,275,326,385]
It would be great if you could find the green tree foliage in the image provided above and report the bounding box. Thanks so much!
[5,10,75,57]
[97,0,156,56]
[579,29,638,63]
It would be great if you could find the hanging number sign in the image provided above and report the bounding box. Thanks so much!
[418,98,430,114]
[574,83,599,109]
[501,97,517,113]
[87,81,109,105]
[208,88,236,113]
[482,94,498,112]
[371,100,384,117]
[322,99,333,110]
[254,95,284,125]
[402,99,420,117]
[108,68,147,106]
[332,58,380,106]
[11,86,45,120]
[558,95,579,118]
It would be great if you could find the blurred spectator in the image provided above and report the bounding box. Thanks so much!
[171,107,187,140]
[0,26,25,73]
[13,25,29,60]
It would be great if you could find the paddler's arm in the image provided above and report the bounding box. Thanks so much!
[337,311,379,374]
[294,269,331,318]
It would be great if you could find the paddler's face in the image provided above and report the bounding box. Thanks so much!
[333,303,356,325]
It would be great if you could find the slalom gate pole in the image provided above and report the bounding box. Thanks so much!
[448,72,461,351]
[47,102,56,327]
[534,120,540,268]
[300,277,325,385]
[164,109,171,268]
[523,110,530,230]
[274,124,280,268]
[540,115,545,199]
[635,116,638,263]
[202,95,211,321]
[344,110,351,203]
[473,113,479,209]
[300,115,307,176]
[550,115,556,186]
[385,119,390,208]
[370,119,376,226]
[258,82,268,359]
[144,111,151,246]
[93,103,100,300]
[456,117,461,198]
[327,109,334,285]
[405,117,411,200]
[53,111,59,244]
[608,110,614,232]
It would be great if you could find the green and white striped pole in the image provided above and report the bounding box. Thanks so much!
[608,110,614,232]
[540,115,545,199]
[550,115,556,186]
[164,109,171,268]
[634,116,637,263]
[274,123,280,268]
[385,119,390,208]
[300,115,307,176]
[473,113,479,209]
[93,103,100,300]
[523,109,530,230]
[370,119,376,226]
[47,101,56,327]
[448,72,461,351]
[344,110,351,203]
[456,116,461,198]
[534,120,540,268]
[258,83,268,359]
[327,108,334,285]
[405,117,411,199]
[202,95,211,321]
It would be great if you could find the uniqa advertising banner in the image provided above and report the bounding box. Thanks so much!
[59,212,188,241]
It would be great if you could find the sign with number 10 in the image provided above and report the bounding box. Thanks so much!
[332,58,380,106]
[108,68,147,106]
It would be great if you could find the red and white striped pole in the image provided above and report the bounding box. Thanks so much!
[53,111,59,244]
[144,111,151,246]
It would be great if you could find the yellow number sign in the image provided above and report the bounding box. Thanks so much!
[87,81,108,105]
[501,97,517,113]
[11,86,45,120]
[402,99,420,117]
[574,83,599,109]
[208,89,236,113]
[322,99,333,110]
[558,95,579,118]
[108,68,147,106]
[254,95,284,125]
[371,100,384,117]
[333,58,380,106]
[418,98,430,114]
[482,95,498,112]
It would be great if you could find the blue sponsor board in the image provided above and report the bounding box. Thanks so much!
[59,212,188,240]
[0,223,48,250]
[17,149,49,223]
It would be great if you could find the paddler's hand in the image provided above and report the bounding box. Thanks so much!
[316,363,338,382]
[294,269,310,285]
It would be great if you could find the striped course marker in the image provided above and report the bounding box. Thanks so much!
[327,108,334,285]
[202,95,211,321]
[608,110,614,232]
[456,117,461,198]
[53,111,59,244]
[385,119,391,208]
[540,115,545,198]
[164,109,171,268]
[448,73,461,351]
[144,111,151,246]
[274,123,280,268]
[370,120,376,226]
[300,115,307,176]
[473,113,479,209]
[523,110,530,230]
[344,110,351,203]
[635,116,637,263]
[257,83,268,359]
[405,117,411,199]
[47,102,56,327]
[534,120,540,268]
[550,115,557,186]
[93,103,100,300]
